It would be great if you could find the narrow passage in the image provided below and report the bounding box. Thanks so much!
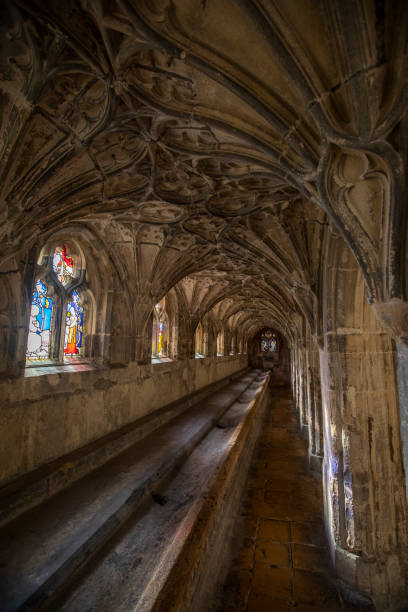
[218,385,358,611]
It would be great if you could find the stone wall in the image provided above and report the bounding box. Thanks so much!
[290,233,408,611]
[0,355,247,488]
[1,2,408,610]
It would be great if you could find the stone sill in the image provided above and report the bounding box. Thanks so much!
[0,363,250,525]
[151,356,173,364]
[24,362,100,378]
[23,354,245,377]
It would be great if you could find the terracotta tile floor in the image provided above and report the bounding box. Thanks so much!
[219,386,357,611]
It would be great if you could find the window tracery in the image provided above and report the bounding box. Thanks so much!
[53,246,74,286]
[261,330,278,353]
[195,322,207,357]
[152,299,169,358]
[26,243,88,365]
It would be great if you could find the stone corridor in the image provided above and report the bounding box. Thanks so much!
[2,1,408,606]
[219,386,362,612]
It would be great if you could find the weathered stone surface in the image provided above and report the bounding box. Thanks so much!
[0,356,247,489]
[0,1,408,610]
[218,387,363,611]
[0,371,269,611]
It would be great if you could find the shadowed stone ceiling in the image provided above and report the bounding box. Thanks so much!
[1,0,406,338]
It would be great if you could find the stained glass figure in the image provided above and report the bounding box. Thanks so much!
[261,330,278,352]
[157,320,164,355]
[64,290,84,356]
[53,245,74,286]
[153,301,168,357]
[26,280,54,360]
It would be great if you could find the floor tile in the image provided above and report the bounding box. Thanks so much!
[290,520,326,546]
[293,569,340,606]
[257,519,290,542]
[247,594,294,611]
[292,543,328,573]
[254,540,290,567]
[251,565,293,600]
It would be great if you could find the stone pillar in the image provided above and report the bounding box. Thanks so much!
[319,337,348,555]
[109,289,135,366]
[291,345,297,398]
[133,301,155,365]
[307,339,324,467]
[373,301,408,506]
[230,331,238,355]
[177,314,196,359]
[320,239,408,609]
[297,346,309,434]
[207,324,217,358]
[224,330,232,356]
[0,256,35,377]
[304,344,315,453]
[293,346,301,410]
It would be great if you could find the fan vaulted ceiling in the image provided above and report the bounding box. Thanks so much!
[1,0,406,338]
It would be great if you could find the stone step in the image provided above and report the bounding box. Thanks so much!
[0,371,264,612]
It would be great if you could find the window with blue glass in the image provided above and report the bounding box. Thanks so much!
[26,244,87,364]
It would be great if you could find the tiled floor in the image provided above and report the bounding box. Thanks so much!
[219,385,357,611]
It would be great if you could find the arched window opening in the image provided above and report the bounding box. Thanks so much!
[217,331,224,356]
[26,242,89,366]
[261,330,278,353]
[152,299,169,359]
[195,322,206,358]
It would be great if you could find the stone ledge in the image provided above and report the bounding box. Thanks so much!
[0,356,248,489]
[0,371,260,612]
[0,366,249,527]
[141,373,271,612]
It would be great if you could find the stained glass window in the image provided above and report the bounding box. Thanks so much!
[53,245,74,286]
[64,290,84,357]
[26,242,89,366]
[195,322,206,357]
[157,320,165,355]
[26,280,54,360]
[152,301,168,357]
[261,330,278,352]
